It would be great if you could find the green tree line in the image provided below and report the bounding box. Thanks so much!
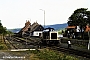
[0,21,12,35]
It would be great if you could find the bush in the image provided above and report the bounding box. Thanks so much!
[0,44,7,50]
[0,45,4,49]
[28,49,79,60]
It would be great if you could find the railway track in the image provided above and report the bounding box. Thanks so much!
[5,37,18,49]
[6,36,26,49]
[5,36,90,59]
[5,36,41,49]
[49,46,90,59]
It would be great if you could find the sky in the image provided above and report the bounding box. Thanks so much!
[0,0,90,29]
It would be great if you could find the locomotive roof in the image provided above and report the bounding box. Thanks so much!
[44,27,55,30]
[43,27,55,32]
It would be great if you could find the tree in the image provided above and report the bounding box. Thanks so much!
[68,8,90,31]
[0,23,6,34]
[67,8,90,39]
[86,11,90,24]
[0,23,4,34]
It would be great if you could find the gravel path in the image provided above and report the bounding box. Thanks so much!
[0,50,30,60]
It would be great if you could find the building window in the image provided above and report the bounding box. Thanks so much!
[36,33,38,35]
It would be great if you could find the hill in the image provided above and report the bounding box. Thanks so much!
[7,28,21,33]
[45,23,68,30]
[8,23,68,33]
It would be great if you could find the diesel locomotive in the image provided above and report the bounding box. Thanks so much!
[41,27,61,46]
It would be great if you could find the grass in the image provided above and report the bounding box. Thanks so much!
[58,29,65,34]
[73,44,87,49]
[0,36,8,50]
[0,42,8,50]
[27,48,79,60]
[2,48,88,60]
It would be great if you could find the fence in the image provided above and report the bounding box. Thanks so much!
[61,38,89,47]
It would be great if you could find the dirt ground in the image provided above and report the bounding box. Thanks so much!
[0,50,38,60]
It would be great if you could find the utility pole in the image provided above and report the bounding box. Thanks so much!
[88,24,90,50]
[40,9,45,28]
[0,20,1,23]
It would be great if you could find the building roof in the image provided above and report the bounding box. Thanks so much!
[66,26,76,29]
[19,20,31,33]
[18,21,44,33]
[30,22,44,32]
[85,25,90,32]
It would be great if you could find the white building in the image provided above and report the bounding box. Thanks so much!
[33,31,43,37]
